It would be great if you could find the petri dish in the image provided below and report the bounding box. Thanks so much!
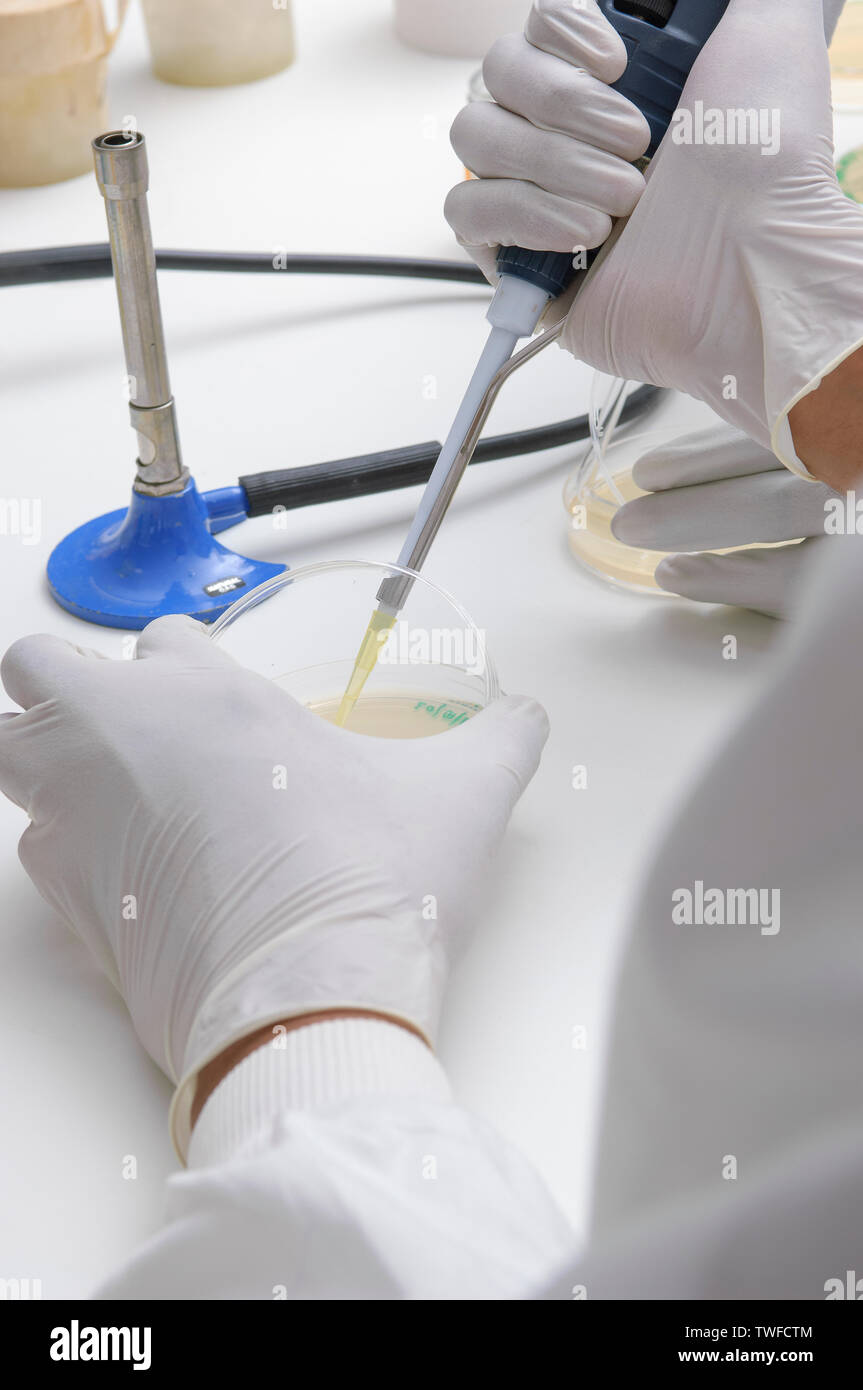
[564,423,683,597]
[563,372,682,596]
[207,559,498,739]
[563,386,803,599]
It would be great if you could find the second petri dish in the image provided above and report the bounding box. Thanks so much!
[565,424,681,596]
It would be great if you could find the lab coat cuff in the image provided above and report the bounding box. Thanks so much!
[772,412,816,482]
[187,1018,452,1170]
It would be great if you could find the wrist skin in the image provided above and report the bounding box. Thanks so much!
[191,1009,431,1131]
[790,344,863,493]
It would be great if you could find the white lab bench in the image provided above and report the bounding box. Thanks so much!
[1,2,861,1297]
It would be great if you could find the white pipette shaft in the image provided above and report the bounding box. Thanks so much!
[393,324,517,571]
[376,274,551,615]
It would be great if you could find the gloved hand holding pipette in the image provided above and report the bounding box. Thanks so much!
[446,0,863,487]
[447,0,651,296]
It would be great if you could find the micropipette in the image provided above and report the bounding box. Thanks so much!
[337,0,732,725]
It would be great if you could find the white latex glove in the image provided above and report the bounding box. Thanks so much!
[612,423,840,619]
[0,617,548,1158]
[448,1,651,286]
[446,0,863,477]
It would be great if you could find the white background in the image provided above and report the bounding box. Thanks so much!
[1,1,861,1296]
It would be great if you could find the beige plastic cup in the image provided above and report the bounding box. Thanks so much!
[394,0,530,59]
[140,0,295,87]
[0,0,128,188]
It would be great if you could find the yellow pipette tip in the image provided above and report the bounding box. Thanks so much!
[335,609,396,727]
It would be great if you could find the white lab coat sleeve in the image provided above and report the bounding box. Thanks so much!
[92,1018,578,1300]
[545,531,863,1299]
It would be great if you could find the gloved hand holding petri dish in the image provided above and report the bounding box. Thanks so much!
[0,586,547,1162]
